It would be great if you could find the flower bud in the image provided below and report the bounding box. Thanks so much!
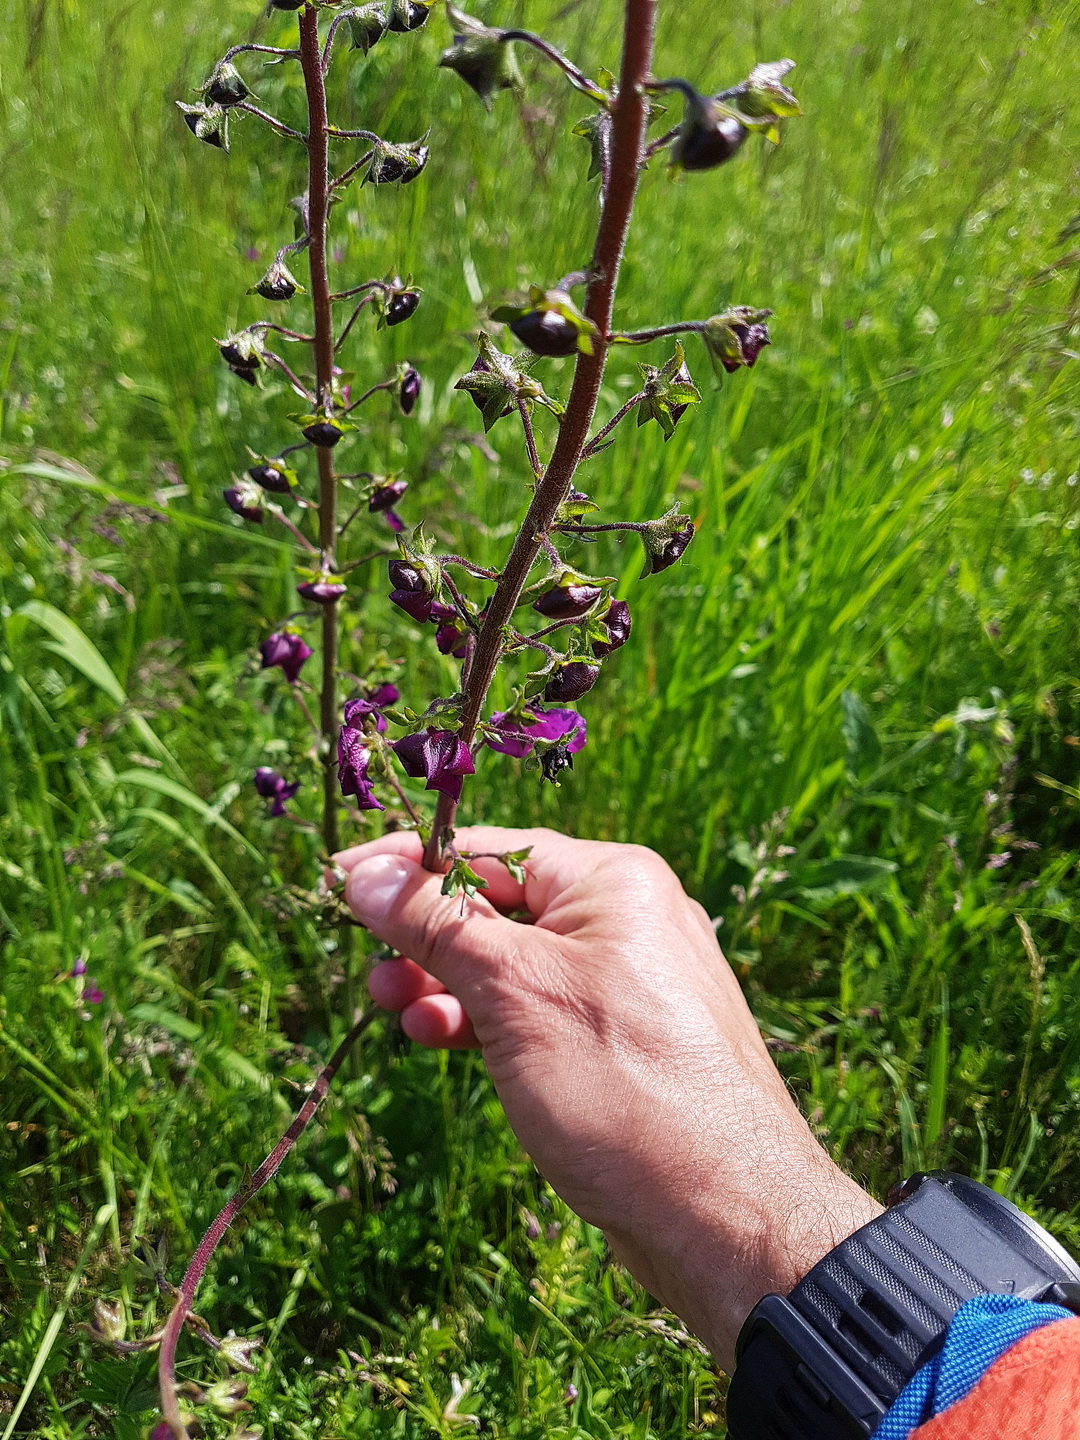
[388,558,428,593]
[532,581,603,620]
[369,478,408,512]
[454,353,514,431]
[390,589,434,623]
[592,599,631,656]
[217,334,261,373]
[436,622,469,658]
[399,365,422,415]
[702,307,772,374]
[297,577,347,605]
[203,61,250,109]
[387,0,435,32]
[638,341,701,440]
[644,519,695,574]
[88,1299,126,1345]
[302,417,347,448]
[439,7,522,111]
[254,767,300,818]
[382,284,421,327]
[349,2,388,52]
[366,137,430,186]
[223,480,265,523]
[492,287,599,359]
[249,460,295,494]
[260,629,312,684]
[543,661,600,704]
[249,258,305,302]
[675,102,747,171]
[177,101,230,151]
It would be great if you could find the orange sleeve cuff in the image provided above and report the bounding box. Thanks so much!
[911,1314,1080,1440]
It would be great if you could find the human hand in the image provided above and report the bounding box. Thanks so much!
[334,826,881,1370]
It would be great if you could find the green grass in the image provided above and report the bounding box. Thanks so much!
[3,0,1080,1434]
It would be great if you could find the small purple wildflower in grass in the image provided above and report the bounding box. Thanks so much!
[486,705,587,758]
[253,767,301,817]
[72,956,88,977]
[260,630,313,685]
[337,727,385,810]
[69,956,104,1004]
[392,728,475,802]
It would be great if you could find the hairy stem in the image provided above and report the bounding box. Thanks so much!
[299,3,340,859]
[421,0,657,870]
[155,1012,375,1437]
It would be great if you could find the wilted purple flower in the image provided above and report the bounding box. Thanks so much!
[645,521,695,575]
[533,582,603,620]
[369,478,409,512]
[337,727,385,810]
[297,577,348,605]
[593,599,631,657]
[253,767,301,818]
[544,662,600,704]
[399,365,422,415]
[436,622,470,658]
[486,705,587,758]
[390,588,434,623]
[260,630,313,685]
[224,481,264,523]
[392,728,475,802]
[702,308,773,374]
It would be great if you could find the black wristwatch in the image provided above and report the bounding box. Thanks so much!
[726,1171,1080,1440]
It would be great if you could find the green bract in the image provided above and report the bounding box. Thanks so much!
[637,341,702,440]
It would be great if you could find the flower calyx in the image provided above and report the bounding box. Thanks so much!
[218,1331,264,1376]
[454,332,561,433]
[702,307,772,376]
[200,60,251,109]
[349,2,389,52]
[491,285,600,359]
[223,477,266,523]
[727,59,802,143]
[554,488,600,524]
[177,101,230,152]
[366,135,430,186]
[637,340,701,440]
[639,505,695,576]
[249,257,305,302]
[387,0,436,32]
[439,5,523,111]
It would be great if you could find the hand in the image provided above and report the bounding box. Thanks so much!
[335,826,881,1371]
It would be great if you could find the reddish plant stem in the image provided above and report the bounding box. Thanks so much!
[421,0,657,870]
[155,1012,375,1437]
[299,2,341,859]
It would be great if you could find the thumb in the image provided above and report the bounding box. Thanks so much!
[344,851,525,994]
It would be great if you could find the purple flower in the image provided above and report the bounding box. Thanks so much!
[436,622,469,658]
[400,365,422,415]
[260,630,313,685]
[337,727,385,810]
[343,696,388,734]
[388,558,428,593]
[593,599,631,657]
[486,705,587,759]
[544,662,600,704]
[533,582,603,620]
[249,461,293,494]
[297,577,347,605]
[254,766,301,818]
[645,521,695,575]
[429,600,459,624]
[223,481,264,523]
[83,981,105,1005]
[369,478,409,513]
[72,956,88,978]
[390,588,434,623]
[368,682,400,708]
[386,510,406,533]
[392,728,475,802]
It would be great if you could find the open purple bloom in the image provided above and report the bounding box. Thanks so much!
[486,705,587,758]
[392,728,475,802]
[343,696,388,734]
[260,630,313,685]
[593,599,632,657]
[436,622,470,658]
[254,766,301,818]
[369,478,409,513]
[337,727,385,810]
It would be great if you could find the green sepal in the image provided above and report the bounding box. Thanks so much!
[636,340,702,440]
[441,857,489,900]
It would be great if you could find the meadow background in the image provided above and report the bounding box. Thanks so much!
[3,0,1080,1434]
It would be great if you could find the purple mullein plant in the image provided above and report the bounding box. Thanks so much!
[147,3,801,1433]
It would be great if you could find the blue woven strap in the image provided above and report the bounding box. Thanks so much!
[875,1292,1074,1439]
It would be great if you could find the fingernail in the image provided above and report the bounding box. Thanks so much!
[346,854,413,925]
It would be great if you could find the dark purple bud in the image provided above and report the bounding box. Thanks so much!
[544,661,600,704]
[269,0,305,9]
[388,558,428,593]
[399,365,422,415]
[592,599,631,657]
[368,682,400,708]
[249,462,292,494]
[302,419,346,448]
[249,258,303,302]
[253,766,301,818]
[367,139,430,186]
[532,582,603,620]
[509,309,581,359]
[337,727,385,810]
[390,588,434,623]
[297,578,347,604]
[260,629,313,684]
[369,478,409,512]
[218,339,260,371]
[646,520,695,574]
[228,363,258,386]
[386,290,421,326]
[392,728,475,802]
[486,705,587,759]
[223,482,264,523]
[436,623,469,658]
